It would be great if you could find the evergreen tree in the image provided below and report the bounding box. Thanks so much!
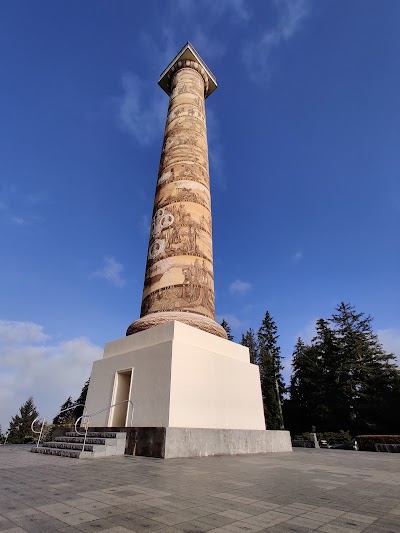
[220,319,234,341]
[241,328,258,364]
[7,397,39,444]
[286,338,317,434]
[53,396,75,425]
[286,302,400,436]
[328,302,399,434]
[257,311,285,429]
[74,378,90,419]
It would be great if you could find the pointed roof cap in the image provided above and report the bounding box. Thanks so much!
[158,42,217,98]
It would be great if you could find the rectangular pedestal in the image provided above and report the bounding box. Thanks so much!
[84,321,266,430]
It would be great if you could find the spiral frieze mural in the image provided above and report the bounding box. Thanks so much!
[127,44,226,339]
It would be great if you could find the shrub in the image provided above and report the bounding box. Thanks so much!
[317,431,353,445]
[294,430,353,445]
[357,435,400,452]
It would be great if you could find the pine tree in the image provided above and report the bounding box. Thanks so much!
[329,302,399,434]
[241,328,258,364]
[257,311,285,429]
[287,335,329,433]
[53,396,75,425]
[286,302,400,436]
[220,319,234,341]
[74,378,90,419]
[7,397,39,444]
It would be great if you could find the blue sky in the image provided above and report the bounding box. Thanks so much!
[1,0,399,430]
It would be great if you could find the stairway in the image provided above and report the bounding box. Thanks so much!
[31,431,127,459]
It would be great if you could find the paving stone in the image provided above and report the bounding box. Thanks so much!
[285,516,323,529]
[341,512,377,524]
[220,521,264,533]
[217,511,253,521]
[318,524,364,533]
[193,515,235,528]
[1,446,400,533]
[174,520,215,532]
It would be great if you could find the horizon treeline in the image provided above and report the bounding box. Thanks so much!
[221,301,400,436]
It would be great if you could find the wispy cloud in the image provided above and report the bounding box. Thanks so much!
[291,250,303,263]
[229,279,253,295]
[163,0,251,67]
[216,313,246,330]
[297,317,317,345]
[0,320,102,430]
[138,28,179,74]
[176,0,250,24]
[378,328,400,365]
[191,28,227,63]
[281,316,317,382]
[115,72,166,145]
[141,214,150,236]
[93,256,126,288]
[207,107,226,188]
[9,215,26,226]
[242,0,312,82]
[0,185,46,226]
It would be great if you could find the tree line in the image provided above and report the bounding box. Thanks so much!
[221,302,400,436]
[1,380,89,444]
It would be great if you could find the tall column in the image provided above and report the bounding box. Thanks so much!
[127,43,226,339]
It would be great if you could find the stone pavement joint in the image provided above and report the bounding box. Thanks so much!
[0,447,399,532]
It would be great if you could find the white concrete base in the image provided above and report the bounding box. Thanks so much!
[84,321,266,431]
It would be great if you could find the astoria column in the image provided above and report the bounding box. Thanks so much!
[127,43,226,340]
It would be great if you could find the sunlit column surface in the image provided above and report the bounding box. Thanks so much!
[127,43,226,339]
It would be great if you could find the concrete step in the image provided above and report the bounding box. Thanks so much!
[65,431,126,439]
[31,447,81,459]
[54,436,107,445]
[31,431,127,459]
[43,441,104,452]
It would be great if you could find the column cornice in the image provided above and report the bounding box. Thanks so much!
[158,42,217,99]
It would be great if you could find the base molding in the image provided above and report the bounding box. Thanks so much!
[86,427,292,458]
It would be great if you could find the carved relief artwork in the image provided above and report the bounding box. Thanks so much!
[146,203,213,268]
[155,180,210,211]
[127,43,227,339]
[141,257,214,318]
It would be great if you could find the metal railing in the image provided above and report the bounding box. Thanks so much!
[31,404,86,448]
[74,400,134,453]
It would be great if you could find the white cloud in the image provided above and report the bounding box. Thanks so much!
[0,320,49,344]
[0,320,102,431]
[296,317,317,345]
[229,279,253,295]
[242,0,312,82]
[9,215,26,226]
[115,72,166,145]
[93,256,126,288]
[216,313,246,330]
[377,328,400,365]
[292,250,303,263]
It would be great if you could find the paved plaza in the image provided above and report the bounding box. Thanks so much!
[0,447,399,533]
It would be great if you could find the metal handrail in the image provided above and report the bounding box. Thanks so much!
[74,399,134,453]
[31,403,86,448]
